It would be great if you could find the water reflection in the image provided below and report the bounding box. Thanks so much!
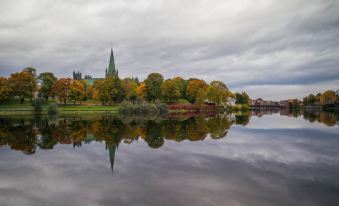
[1,111,338,156]
[0,111,338,206]
[0,114,237,172]
[250,109,339,127]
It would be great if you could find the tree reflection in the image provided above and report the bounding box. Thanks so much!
[0,111,337,172]
[0,115,236,154]
[303,111,338,127]
[143,121,164,148]
[235,114,250,126]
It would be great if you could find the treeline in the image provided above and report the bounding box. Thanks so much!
[0,68,234,106]
[302,90,338,106]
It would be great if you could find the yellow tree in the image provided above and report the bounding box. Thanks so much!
[136,82,147,99]
[69,80,85,104]
[86,85,94,100]
[161,79,180,103]
[0,77,12,104]
[206,81,230,106]
[122,78,138,102]
[185,79,208,104]
[320,90,336,105]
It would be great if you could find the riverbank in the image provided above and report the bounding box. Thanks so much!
[0,102,118,115]
[0,101,229,116]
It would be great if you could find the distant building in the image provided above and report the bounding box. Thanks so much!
[279,99,294,108]
[73,47,119,85]
[73,71,82,80]
[251,98,279,108]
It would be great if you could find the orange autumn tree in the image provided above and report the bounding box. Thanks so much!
[9,70,37,104]
[50,78,72,104]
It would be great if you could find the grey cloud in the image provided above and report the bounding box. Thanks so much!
[0,0,338,99]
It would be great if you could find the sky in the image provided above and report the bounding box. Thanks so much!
[0,0,338,100]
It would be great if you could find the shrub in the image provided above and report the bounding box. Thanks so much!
[48,103,59,115]
[155,100,168,114]
[231,104,241,111]
[118,100,168,115]
[241,104,249,111]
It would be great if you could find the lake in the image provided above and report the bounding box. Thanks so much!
[0,111,338,206]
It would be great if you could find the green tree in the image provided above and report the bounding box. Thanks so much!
[206,81,230,106]
[172,77,188,99]
[235,93,243,104]
[241,92,250,105]
[235,92,250,105]
[38,72,57,103]
[105,76,126,104]
[0,77,12,104]
[307,94,316,105]
[93,77,125,105]
[93,79,109,105]
[145,73,164,102]
[161,79,180,103]
[291,99,300,109]
[80,80,88,101]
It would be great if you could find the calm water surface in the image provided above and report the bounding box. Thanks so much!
[0,111,338,206]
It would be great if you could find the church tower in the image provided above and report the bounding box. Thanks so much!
[106,48,118,77]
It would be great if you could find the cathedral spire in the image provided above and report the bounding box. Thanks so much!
[106,48,116,77]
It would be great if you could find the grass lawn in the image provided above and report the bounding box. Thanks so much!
[0,102,35,110]
[176,99,191,104]
[0,99,118,115]
[58,104,118,111]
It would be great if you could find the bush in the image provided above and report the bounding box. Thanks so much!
[155,100,168,114]
[232,104,241,111]
[241,104,249,111]
[48,103,59,115]
[32,97,45,113]
[119,101,168,115]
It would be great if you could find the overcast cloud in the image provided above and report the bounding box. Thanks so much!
[0,0,338,100]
